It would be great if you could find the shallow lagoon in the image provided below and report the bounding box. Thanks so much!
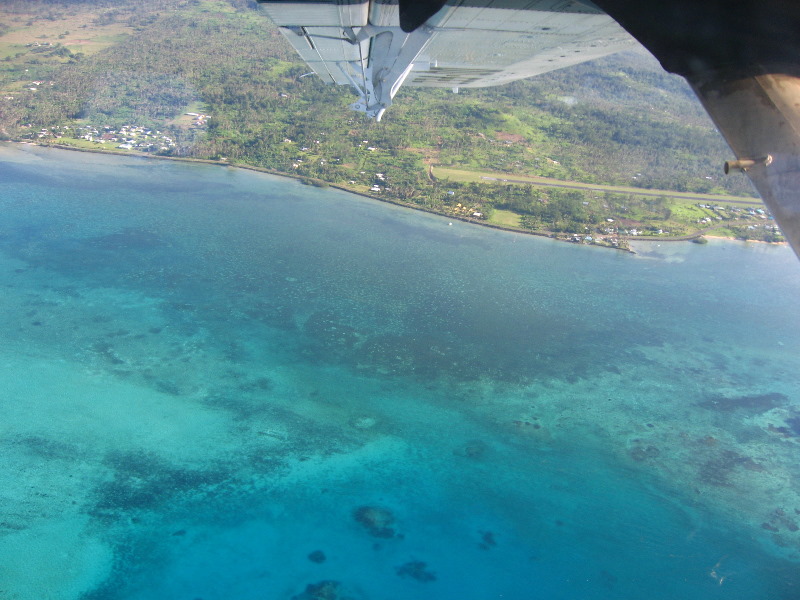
[0,143,799,599]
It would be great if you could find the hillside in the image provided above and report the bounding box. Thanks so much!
[0,0,779,246]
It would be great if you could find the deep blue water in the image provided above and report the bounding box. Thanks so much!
[1,143,799,599]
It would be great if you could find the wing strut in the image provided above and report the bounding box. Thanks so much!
[340,25,433,121]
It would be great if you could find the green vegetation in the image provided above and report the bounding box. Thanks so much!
[488,209,521,229]
[0,0,782,247]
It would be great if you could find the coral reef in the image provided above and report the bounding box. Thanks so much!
[395,560,437,582]
[629,444,661,462]
[478,530,497,550]
[697,392,787,413]
[92,451,226,516]
[453,439,487,459]
[698,449,764,487]
[761,508,800,534]
[291,580,352,600]
[765,410,800,438]
[353,505,396,538]
[308,550,326,563]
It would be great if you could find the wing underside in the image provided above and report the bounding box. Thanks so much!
[258,0,635,119]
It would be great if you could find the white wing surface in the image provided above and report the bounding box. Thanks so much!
[258,0,635,119]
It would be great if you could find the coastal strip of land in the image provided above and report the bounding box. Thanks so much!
[16,141,782,252]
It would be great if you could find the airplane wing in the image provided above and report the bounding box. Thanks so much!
[257,0,635,120]
[258,0,800,261]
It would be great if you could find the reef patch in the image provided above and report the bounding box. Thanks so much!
[353,505,397,538]
[291,580,356,600]
[396,559,437,582]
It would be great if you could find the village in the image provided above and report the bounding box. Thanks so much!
[22,122,177,152]
[18,111,210,153]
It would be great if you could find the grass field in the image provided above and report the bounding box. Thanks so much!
[0,12,132,57]
[487,209,522,228]
[432,166,761,205]
[0,8,134,94]
[43,138,132,151]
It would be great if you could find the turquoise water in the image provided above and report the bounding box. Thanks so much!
[1,143,799,599]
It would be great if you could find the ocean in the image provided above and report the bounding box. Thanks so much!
[1,143,798,599]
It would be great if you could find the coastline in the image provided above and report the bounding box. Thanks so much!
[19,142,576,245]
[13,141,782,252]
[704,234,786,246]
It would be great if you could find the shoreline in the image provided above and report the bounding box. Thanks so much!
[703,234,786,246]
[14,141,782,251]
